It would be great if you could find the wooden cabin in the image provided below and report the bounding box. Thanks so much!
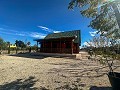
[34,30,81,54]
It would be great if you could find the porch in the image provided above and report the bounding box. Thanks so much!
[35,37,79,54]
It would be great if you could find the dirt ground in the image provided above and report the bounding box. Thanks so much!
[0,53,120,90]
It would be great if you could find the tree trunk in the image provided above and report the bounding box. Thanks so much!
[16,47,18,54]
[8,45,10,54]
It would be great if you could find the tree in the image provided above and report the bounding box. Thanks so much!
[15,40,25,48]
[27,42,31,46]
[27,42,31,53]
[68,0,120,38]
[15,40,18,54]
[15,40,27,53]
[69,0,120,83]
[0,38,6,49]
[0,37,7,54]
[31,44,37,51]
[7,42,10,54]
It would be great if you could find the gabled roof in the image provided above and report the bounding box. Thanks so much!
[45,30,81,44]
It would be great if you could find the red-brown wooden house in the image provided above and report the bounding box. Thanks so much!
[34,30,81,54]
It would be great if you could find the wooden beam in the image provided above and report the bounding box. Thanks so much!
[77,44,79,53]
[51,41,52,53]
[71,39,73,54]
[60,39,61,53]
[43,41,44,52]
[37,41,38,52]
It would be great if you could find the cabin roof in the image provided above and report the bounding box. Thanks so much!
[34,30,81,45]
[45,30,80,44]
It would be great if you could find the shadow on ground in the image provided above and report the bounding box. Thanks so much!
[9,52,47,60]
[0,76,37,90]
[0,76,48,90]
[9,52,73,60]
[48,60,120,78]
[90,86,112,90]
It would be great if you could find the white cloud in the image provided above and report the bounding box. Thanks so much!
[83,42,91,47]
[89,31,98,37]
[38,25,62,33]
[38,26,49,30]
[0,29,26,36]
[30,32,46,38]
[0,30,16,35]
[0,26,62,39]
[53,31,61,33]
[15,33,25,36]
[37,26,53,32]
[0,27,46,38]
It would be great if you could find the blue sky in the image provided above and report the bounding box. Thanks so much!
[0,0,97,46]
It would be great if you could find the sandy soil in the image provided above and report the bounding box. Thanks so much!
[0,53,119,90]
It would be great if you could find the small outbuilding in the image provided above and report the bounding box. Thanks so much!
[34,30,81,54]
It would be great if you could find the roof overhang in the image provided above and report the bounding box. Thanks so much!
[34,36,76,42]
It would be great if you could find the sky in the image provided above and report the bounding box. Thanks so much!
[0,0,97,46]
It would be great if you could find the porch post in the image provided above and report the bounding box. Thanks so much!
[44,40,46,52]
[43,40,44,52]
[77,44,79,53]
[37,41,38,52]
[51,41,52,53]
[71,39,74,54]
[60,38,61,53]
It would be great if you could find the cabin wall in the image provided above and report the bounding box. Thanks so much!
[73,43,79,53]
[39,40,79,54]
